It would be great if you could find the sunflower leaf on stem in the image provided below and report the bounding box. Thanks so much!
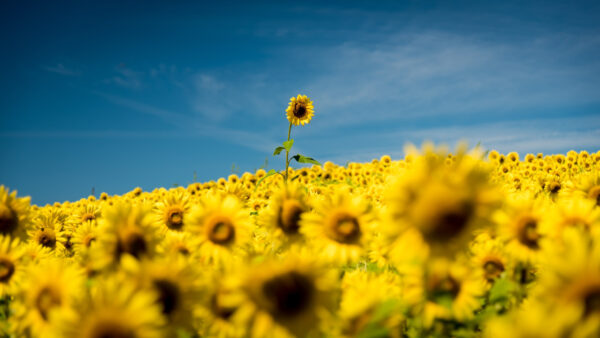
[291,154,321,165]
[283,139,294,152]
[273,146,286,156]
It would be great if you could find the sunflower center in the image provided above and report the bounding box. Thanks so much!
[0,204,18,235]
[166,207,184,230]
[588,185,600,206]
[428,275,461,301]
[329,212,361,244]
[0,258,15,282]
[277,199,304,234]
[517,216,540,249]
[211,294,236,320]
[207,217,235,245]
[153,279,179,315]
[584,288,600,317]
[37,228,57,249]
[89,321,136,338]
[82,213,96,223]
[83,234,96,247]
[483,259,505,282]
[262,271,314,317]
[117,232,147,258]
[426,203,473,243]
[548,181,561,194]
[293,104,307,118]
[35,286,62,321]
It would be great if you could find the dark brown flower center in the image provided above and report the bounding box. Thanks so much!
[0,204,18,235]
[424,202,473,244]
[211,293,236,320]
[0,257,15,282]
[89,321,136,338]
[584,287,600,317]
[153,279,179,315]
[207,217,235,245]
[588,186,600,206]
[82,213,96,223]
[37,228,57,249]
[428,275,461,300]
[329,212,361,244]
[517,216,540,249]
[166,207,184,230]
[483,258,505,282]
[36,286,62,321]
[548,181,561,194]
[293,103,307,118]
[262,271,314,317]
[117,232,147,259]
[277,199,304,234]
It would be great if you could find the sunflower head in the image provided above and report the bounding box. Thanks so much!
[286,94,315,126]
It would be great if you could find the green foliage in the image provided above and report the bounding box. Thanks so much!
[292,154,321,165]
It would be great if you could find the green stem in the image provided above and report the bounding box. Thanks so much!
[285,121,293,184]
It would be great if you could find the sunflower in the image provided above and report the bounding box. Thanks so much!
[0,185,31,239]
[495,192,549,264]
[470,236,510,289]
[68,203,101,231]
[11,259,85,338]
[92,202,159,271]
[28,210,67,254]
[301,189,374,264]
[240,257,337,338]
[120,255,204,334]
[157,231,200,259]
[384,144,500,258]
[53,277,166,338]
[153,190,192,233]
[338,270,404,337]
[286,94,315,126]
[187,193,252,265]
[532,228,600,336]
[258,182,309,244]
[416,259,485,327]
[0,235,23,297]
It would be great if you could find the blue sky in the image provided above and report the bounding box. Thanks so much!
[1,0,599,205]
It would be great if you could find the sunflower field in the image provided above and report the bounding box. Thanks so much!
[1,97,600,338]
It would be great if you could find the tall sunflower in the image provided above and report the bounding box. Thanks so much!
[286,94,315,126]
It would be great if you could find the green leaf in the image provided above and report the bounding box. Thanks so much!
[370,299,399,323]
[291,154,321,165]
[489,277,516,303]
[254,169,278,190]
[283,139,294,151]
[273,146,286,155]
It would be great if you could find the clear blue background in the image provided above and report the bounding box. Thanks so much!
[1,0,599,205]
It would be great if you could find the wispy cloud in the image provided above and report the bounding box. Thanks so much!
[43,64,80,76]
[107,64,144,89]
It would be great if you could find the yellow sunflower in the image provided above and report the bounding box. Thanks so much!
[0,185,31,239]
[153,190,192,233]
[187,193,252,265]
[0,235,23,297]
[286,94,315,126]
[120,255,204,334]
[11,259,85,338]
[28,210,67,254]
[53,277,166,338]
[239,256,337,338]
[470,236,510,289]
[258,182,309,244]
[92,202,159,271]
[301,189,374,264]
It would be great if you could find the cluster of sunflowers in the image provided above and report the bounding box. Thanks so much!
[1,95,600,338]
[1,145,599,338]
